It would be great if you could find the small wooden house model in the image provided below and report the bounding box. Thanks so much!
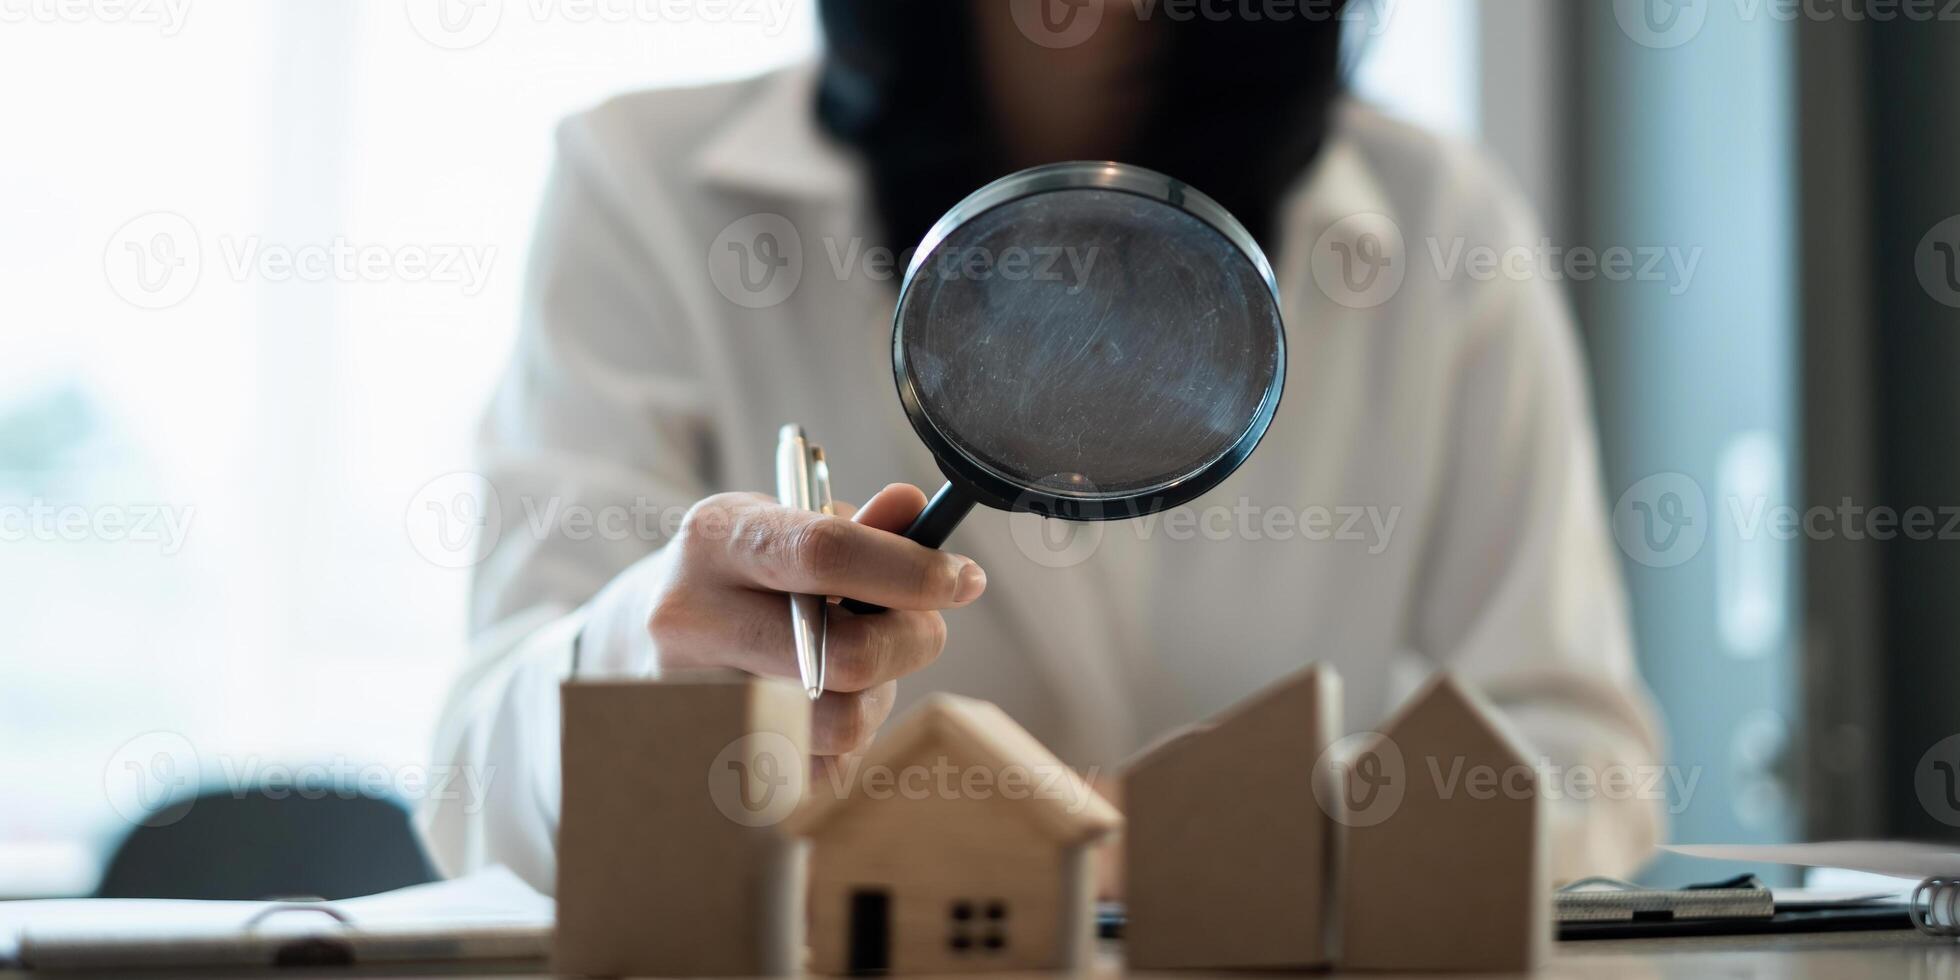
[554,671,810,977]
[1338,672,1547,972]
[1120,663,1343,969]
[787,694,1120,975]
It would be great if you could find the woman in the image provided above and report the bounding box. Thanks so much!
[423,0,1664,892]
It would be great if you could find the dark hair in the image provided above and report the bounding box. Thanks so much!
[815,0,1348,262]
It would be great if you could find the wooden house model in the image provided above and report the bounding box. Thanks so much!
[1338,672,1547,972]
[1119,663,1343,969]
[554,671,810,977]
[787,694,1120,975]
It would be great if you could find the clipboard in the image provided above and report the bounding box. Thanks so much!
[0,867,551,971]
[1554,871,1914,939]
[1557,903,1913,940]
[1092,875,1915,944]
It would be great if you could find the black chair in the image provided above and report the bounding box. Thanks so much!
[95,790,438,900]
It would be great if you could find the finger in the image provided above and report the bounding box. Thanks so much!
[699,498,986,610]
[654,586,947,692]
[811,752,854,793]
[852,483,930,534]
[817,488,894,602]
[820,609,947,692]
[812,681,897,755]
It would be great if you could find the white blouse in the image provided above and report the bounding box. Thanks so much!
[420,63,1666,894]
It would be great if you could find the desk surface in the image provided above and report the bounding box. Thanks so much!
[3,930,1954,980]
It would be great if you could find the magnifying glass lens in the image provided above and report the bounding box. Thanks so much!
[899,188,1283,500]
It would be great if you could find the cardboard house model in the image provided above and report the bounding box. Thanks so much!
[786,694,1121,975]
[1119,663,1343,970]
[554,671,811,978]
[1338,672,1547,972]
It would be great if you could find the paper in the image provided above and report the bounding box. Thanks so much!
[0,866,551,969]
[1770,887,1912,908]
[333,865,552,924]
[1777,866,1926,907]
[1664,840,1960,879]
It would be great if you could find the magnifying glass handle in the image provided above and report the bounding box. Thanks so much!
[841,481,976,615]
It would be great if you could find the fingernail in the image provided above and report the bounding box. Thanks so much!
[953,560,987,603]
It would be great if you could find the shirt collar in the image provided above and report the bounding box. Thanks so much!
[1281,101,1398,237]
[690,61,863,206]
[693,72,1391,256]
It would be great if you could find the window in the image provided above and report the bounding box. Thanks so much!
[0,3,817,897]
[946,897,1008,954]
[1346,0,1481,137]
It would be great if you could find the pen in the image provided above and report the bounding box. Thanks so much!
[809,446,835,692]
[775,424,829,700]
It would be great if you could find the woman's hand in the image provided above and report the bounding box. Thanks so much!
[582,483,986,755]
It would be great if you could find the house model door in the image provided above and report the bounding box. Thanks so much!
[848,888,891,974]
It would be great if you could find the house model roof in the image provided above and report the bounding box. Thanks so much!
[786,694,1121,845]
[1358,672,1534,764]
[1122,663,1335,776]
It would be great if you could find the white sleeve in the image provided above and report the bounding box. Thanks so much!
[418,110,714,893]
[1403,170,1666,881]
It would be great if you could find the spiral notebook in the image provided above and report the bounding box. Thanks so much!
[1665,841,1960,938]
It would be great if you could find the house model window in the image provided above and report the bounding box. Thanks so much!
[947,899,1008,953]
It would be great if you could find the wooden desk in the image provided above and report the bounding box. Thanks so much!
[3,930,1954,979]
[1555,928,1953,978]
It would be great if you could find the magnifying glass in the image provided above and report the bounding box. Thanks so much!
[848,162,1286,613]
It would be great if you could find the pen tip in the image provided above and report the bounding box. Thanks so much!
[806,684,824,701]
